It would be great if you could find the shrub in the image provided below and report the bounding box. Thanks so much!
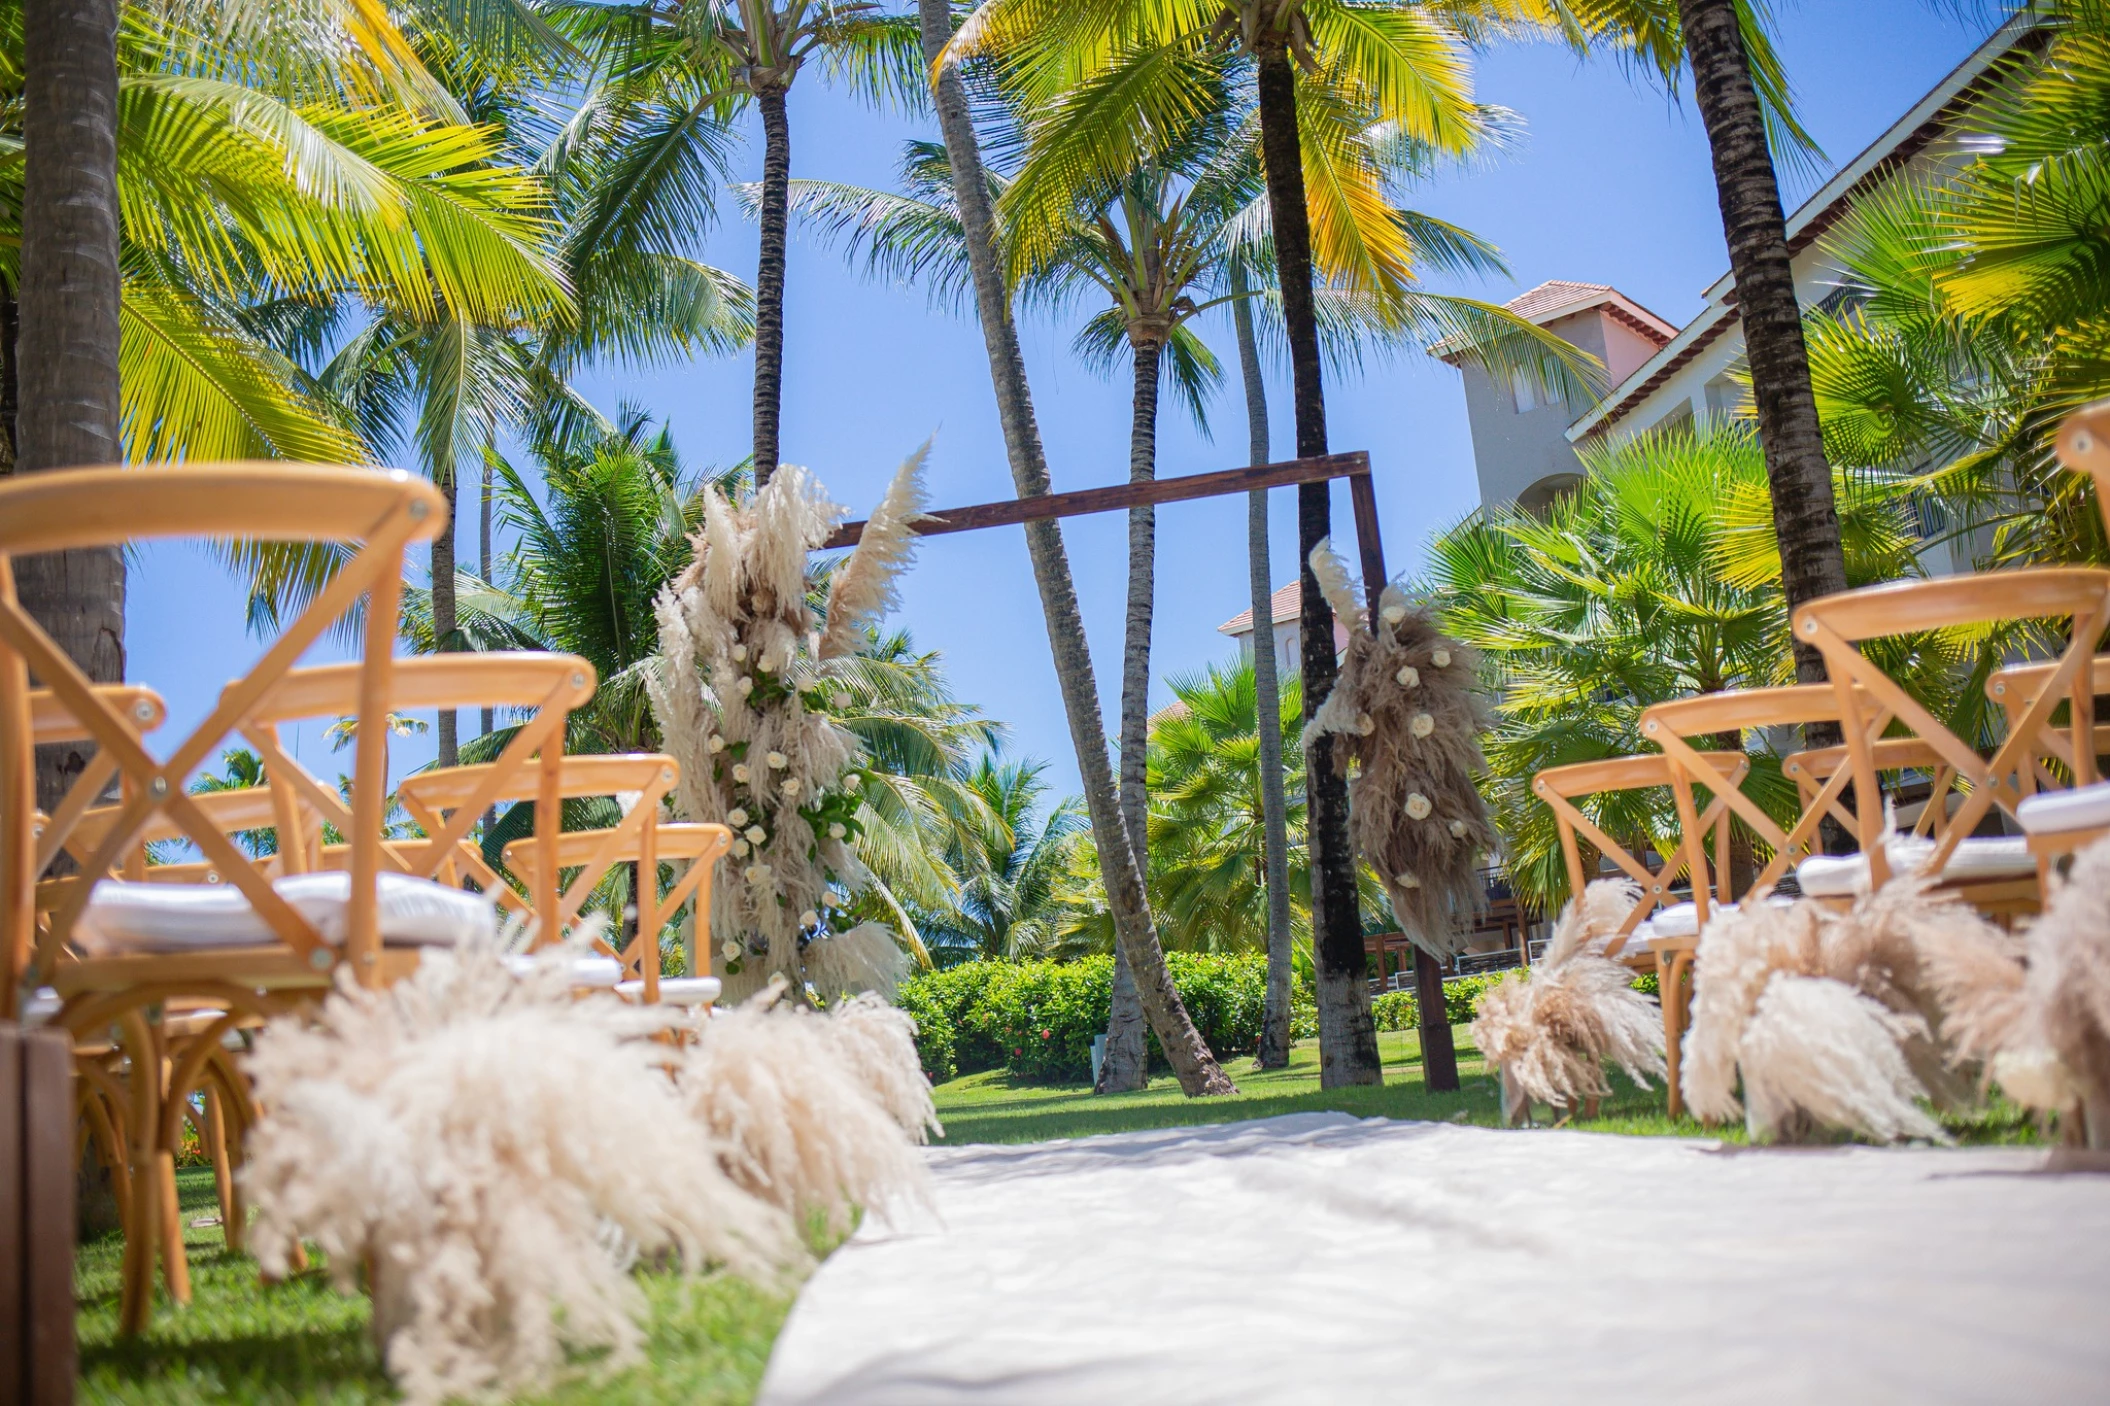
[894,978,957,1082]
[1370,990,1419,1032]
[897,953,1297,1084]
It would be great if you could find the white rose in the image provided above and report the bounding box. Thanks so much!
[782,778,802,797]
[766,751,788,770]
[707,733,726,753]
[721,940,742,961]
[823,891,842,907]
[728,807,748,826]
[1431,648,1451,668]
[828,822,846,840]
[1396,666,1419,689]
[1450,819,1470,838]
[1356,713,1376,736]
[757,654,776,673]
[799,910,819,928]
[1405,793,1432,820]
[737,676,755,696]
[731,643,748,662]
[730,838,748,858]
[1394,872,1421,890]
[745,825,765,844]
[1380,603,1407,625]
[1410,712,1435,739]
[732,763,751,783]
[844,773,861,791]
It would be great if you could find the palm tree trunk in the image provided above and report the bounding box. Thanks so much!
[752,85,792,486]
[919,0,1233,1096]
[480,454,494,746]
[433,470,458,767]
[17,0,125,813]
[1233,266,1295,1069]
[1674,0,1847,683]
[0,279,19,474]
[1101,336,1164,1093]
[1254,42,1380,1087]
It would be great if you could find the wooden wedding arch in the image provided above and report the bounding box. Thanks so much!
[829,450,1465,1091]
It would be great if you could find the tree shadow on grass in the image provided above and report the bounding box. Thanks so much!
[81,1321,389,1399]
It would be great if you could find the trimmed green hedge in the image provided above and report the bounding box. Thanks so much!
[898,954,1300,1084]
[1368,969,1661,1035]
[1368,972,1510,1034]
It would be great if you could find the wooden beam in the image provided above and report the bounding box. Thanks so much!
[822,451,1372,551]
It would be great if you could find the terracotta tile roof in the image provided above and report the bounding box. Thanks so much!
[1505,280,1613,322]
[1217,581,1302,635]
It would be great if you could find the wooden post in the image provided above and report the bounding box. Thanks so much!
[1347,473,1463,1093]
[5,1022,77,1404]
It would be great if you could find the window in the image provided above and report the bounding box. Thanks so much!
[1509,367,1537,414]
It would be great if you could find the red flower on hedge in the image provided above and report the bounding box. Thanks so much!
[1041,1028,1052,1039]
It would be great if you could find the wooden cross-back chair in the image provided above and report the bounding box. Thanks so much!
[2011,398,2110,876]
[237,652,595,916]
[0,461,447,1335]
[1795,566,2110,892]
[1531,751,1750,957]
[1631,681,2017,918]
[1,463,446,1009]
[503,818,732,1005]
[395,750,688,944]
[1531,750,1747,1118]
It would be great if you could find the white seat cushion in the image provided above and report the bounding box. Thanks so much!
[504,954,624,988]
[76,872,496,956]
[22,987,60,1026]
[1796,835,2034,898]
[2017,781,2110,835]
[1644,895,1796,939]
[615,976,721,1006]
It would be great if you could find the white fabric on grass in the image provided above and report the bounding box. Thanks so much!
[761,1113,2110,1405]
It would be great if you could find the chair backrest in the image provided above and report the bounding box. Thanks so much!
[504,820,733,997]
[1641,683,1887,910]
[0,463,444,1007]
[2056,397,2110,533]
[1987,654,2110,794]
[241,653,596,920]
[398,751,675,944]
[1793,567,2110,888]
[1531,750,1748,955]
[25,686,166,882]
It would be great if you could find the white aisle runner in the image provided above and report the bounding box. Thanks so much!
[759,1112,2110,1405]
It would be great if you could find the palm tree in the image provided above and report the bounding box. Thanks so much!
[1660,0,1849,683]
[1425,422,1939,914]
[560,0,920,484]
[948,0,1510,1088]
[914,755,1083,963]
[15,0,125,810]
[914,0,1235,1097]
[1806,0,2110,573]
[9,0,570,803]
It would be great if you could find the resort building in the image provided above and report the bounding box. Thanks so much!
[1459,15,2038,530]
[1216,581,1349,674]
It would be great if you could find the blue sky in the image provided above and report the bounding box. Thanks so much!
[129,0,1994,796]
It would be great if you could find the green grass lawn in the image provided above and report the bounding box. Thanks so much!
[78,1027,2043,1402]
[77,1169,796,1405]
[929,1025,1740,1144]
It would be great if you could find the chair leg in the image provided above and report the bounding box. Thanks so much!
[204,1084,238,1252]
[116,1013,161,1335]
[1664,956,1689,1121]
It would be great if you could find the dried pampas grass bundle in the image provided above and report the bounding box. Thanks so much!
[1302,540,1494,955]
[241,938,800,1406]
[1917,834,2110,1144]
[681,982,933,1234]
[1680,871,1996,1143]
[647,451,926,1001]
[1470,880,1665,1123]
